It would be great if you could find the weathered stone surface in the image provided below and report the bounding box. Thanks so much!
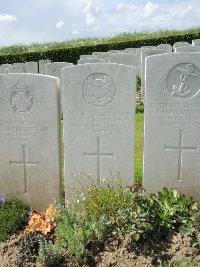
[46,62,73,78]
[143,53,200,202]
[25,62,38,73]
[80,55,98,59]
[11,63,25,73]
[109,53,137,67]
[78,58,106,64]
[124,48,137,53]
[141,49,170,89]
[92,52,110,61]
[141,46,156,50]
[157,44,172,51]
[175,46,200,53]
[39,60,51,74]
[192,39,200,46]
[0,64,12,73]
[62,63,136,199]
[0,74,61,211]
[173,42,192,49]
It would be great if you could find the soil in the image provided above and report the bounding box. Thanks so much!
[0,230,200,267]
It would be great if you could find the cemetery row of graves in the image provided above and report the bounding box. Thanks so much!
[1,38,200,266]
[0,39,200,212]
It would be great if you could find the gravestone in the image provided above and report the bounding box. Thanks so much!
[0,74,61,211]
[78,58,106,64]
[62,63,136,199]
[109,53,137,67]
[25,62,38,73]
[0,64,12,73]
[141,46,156,50]
[0,67,9,74]
[11,63,25,73]
[143,52,200,202]
[39,59,51,74]
[157,44,172,51]
[173,42,192,50]
[175,46,200,53]
[141,49,170,89]
[80,55,97,59]
[125,48,137,53]
[92,52,110,61]
[108,50,119,54]
[46,62,73,78]
[192,39,200,46]
[136,48,143,77]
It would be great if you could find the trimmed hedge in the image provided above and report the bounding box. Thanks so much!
[0,30,200,64]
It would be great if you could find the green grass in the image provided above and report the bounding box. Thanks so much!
[134,113,143,182]
[0,26,200,55]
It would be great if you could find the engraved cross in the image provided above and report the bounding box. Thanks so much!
[164,129,198,181]
[10,145,39,193]
[83,136,115,184]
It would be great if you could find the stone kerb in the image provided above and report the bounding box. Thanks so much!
[0,74,61,211]
[143,52,200,203]
[62,63,136,201]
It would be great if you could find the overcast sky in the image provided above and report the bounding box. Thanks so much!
[0,0,200,47]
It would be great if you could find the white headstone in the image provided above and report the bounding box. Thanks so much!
[192,39,200,46]
[80,55,97,59]
[62,63,136,199]
[141,46,156,50]
[39,59,51,74]
[25,62,38,73]
[0,74,61,211]
[143,52,200,202]
[157,44,172,51]
[0,64,12,73]
[109,53,137,67]
[92,52,110,61]
[141,49,170,89]
[173,42,192,49]
[108,50,120,54]
[0,67,9,74]
[46,62,73,78]
[77,58,106,64]
[136,48,142,77]
[11,63,25,73]
[175,46,200,53]
[125,48,137,53]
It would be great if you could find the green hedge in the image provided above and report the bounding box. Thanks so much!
[0,30,200,64]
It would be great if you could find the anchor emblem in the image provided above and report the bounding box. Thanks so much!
[171,64,198,98]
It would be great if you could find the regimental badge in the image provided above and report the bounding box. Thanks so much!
[82,73,116,107]
[166,63,200,99]
[7,82,36,115]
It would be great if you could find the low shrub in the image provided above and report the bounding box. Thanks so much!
[114,187,199,241]
[0,194,29,241]
[36,183,199,265]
